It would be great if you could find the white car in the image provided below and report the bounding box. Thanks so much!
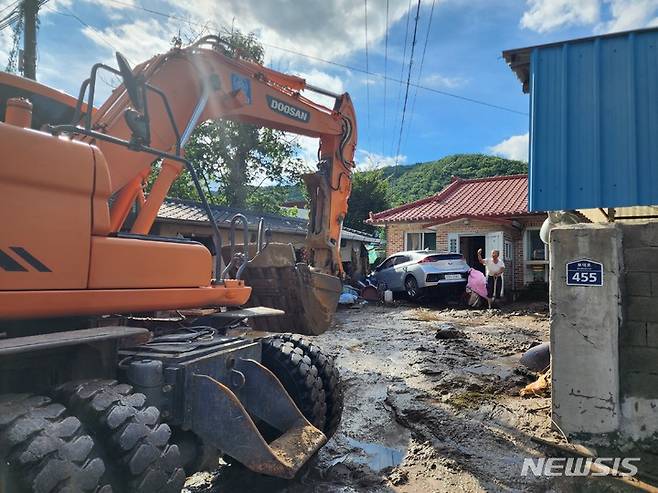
[372,250,470,300]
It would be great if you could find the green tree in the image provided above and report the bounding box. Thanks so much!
[381,153,527,206]
[344,170,391,234]
[170,30,308,212]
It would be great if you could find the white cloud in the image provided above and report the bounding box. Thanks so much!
[598,0,658,33]
[0,28,13,60]
[297,135,321,166]
[487,132,529,162]
[421,73,468,90]
[297,68,346,108]
[521,0,658,34]
[81,18,176,65]
[521,0,600,33]
[162,0,412,64]
[296,141,404,170]
[356,149,406,169]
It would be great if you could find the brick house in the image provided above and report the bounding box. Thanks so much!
[368,175,549,292]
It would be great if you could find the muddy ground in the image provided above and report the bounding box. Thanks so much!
[185,302,632,493]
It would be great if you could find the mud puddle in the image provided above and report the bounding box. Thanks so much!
[336,438,406,471]
[185,302,629,492]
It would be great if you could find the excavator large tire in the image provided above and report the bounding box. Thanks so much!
[54,380,185,493]
[277,334,344,439]
[0,394,111,493]
[261,338,327,431]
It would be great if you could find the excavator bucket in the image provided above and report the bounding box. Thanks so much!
[222,243,342,335]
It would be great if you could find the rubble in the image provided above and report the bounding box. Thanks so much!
[435,323,466,340]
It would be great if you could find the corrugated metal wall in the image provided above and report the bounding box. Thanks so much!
[529,29,658,212]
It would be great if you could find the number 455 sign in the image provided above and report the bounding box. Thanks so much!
[566,259,603,287]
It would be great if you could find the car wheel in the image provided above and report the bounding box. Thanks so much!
[405,276,421,300]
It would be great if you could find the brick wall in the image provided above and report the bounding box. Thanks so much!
[516,217,548,290]
[383,216,548,291]
[620,222,658,400]
[384,223,413,256]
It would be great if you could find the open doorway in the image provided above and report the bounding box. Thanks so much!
[460,235,486,273]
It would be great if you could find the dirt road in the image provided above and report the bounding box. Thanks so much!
[186,302,627,492]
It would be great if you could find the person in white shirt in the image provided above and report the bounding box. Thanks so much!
[477,248,505,308]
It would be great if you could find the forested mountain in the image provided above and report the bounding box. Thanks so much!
[273,153,527,233]
[279,153,527,211]
[376,153,528,207]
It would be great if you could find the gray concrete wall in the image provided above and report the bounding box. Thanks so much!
[549,223,622,435]
[618,222,658,441]
[550,221,658,447]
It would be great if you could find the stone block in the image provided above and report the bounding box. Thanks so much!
[647,322,658,348]
[621,321,648,347]
[622,346,658,373]
[626,272,651,296]
[627,295,658,323]
[624,247,658,272]
[621,222,658,249]
[621,372,658,400]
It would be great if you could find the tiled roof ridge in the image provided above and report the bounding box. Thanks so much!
[369,174,528,222]
[161,197,308,225]
[159,198,380,241]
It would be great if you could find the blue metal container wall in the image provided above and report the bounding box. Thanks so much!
[529,30,658,212]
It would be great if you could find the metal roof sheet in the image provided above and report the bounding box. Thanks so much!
[157,199,381,243]
[504,27,658,211]
[369,175,534,223]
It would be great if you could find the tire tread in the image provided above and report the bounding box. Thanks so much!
[0,393,110,493]
[55,380,185,493]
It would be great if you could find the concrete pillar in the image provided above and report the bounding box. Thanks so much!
[549,223,622,436]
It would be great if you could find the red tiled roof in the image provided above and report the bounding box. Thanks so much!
[369,174,537,224]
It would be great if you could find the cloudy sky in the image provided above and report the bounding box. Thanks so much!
[3,0,658,168]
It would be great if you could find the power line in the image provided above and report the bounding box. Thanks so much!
[69,0,526,117]
[382,0,389,156]
[364,0,370,139]
[392,0,413,155]
[0,0,20,17]
[404,0,435,148]
[395,0,422,165]
[0,0,48,31]
[253,40,526,116]
[43,4,129,62]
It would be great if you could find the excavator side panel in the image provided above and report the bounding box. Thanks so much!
[0,122,94,291]
[88,236,211,289]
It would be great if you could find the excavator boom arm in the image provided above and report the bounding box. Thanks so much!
[88,37,357,275]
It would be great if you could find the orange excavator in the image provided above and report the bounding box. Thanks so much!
[0,35,355,492]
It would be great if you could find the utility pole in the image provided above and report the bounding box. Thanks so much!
[22,0,38,80]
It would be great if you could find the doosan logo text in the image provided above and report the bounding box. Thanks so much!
[266,96,310,123]
[521,457,640,477]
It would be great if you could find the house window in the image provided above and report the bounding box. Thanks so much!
[526,229,547,260]
[405,232,436,251]
[449,238,458,253]
[524,228,548,283]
